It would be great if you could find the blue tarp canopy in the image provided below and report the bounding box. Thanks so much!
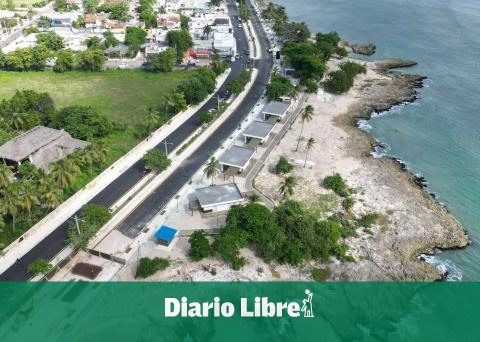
[154,225,178,244]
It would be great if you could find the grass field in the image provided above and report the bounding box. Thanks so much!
[0,70,190,126]
[0,69,191,250]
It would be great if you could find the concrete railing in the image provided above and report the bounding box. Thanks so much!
[0,69,231,276]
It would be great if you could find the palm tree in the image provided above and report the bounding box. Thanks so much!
[49,159,80,189]
[11,112,24,131]
[203,24,212,39]
[41,182,63,209]
[295,105,314,151]
[0,163,14,188]
[203,157,220,186]
[79,150,95,175]
[19,181,40,221]
[304,137,315,168]
[279,176,297,198]
[1,186,20,231]
[146,108,161,130]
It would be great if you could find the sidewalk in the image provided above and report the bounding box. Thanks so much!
[0,69,231,276]
[87,69,260,260]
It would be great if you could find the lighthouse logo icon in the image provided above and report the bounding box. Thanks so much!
[301,289,314,318]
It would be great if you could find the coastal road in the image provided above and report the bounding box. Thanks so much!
[0,0,272,280]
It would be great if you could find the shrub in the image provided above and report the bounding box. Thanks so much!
[188,230,211,261]
[323,70,352,94]
[199,111,214,125]
[274,156,294,174]
[323,173,349,197]
[357,213,379,228]
[143,149,171,172]
[136,257,170,278]
[304,79,319,93]
[27,258,52,276]
[311,267,331,281]
[342,196,355,212]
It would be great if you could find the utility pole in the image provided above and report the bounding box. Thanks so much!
[73,215,82,235]
[217,95,221,111]
[162,140,174,155]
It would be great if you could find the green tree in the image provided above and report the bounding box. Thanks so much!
[166,29,193,61]
[41,181,64,209]
[296,104,314,151]
[103,31,120,48]
[199,111,214,125]
[274,156,293,174]
[67,204,112,249]
[83,0,99,13]
[49,158,80,189]
[0,185,20,230]
[36,32,64,51]
[124,26,147,52]
[143,149,171,172]
[282,43,326,81]
[85,36,104,50]
[19,180,40,221]
[189,230,211,261]
[265,74,294,100]
[169,92,187,114]
[212,227,249,270]
[282,21,310,43]
[180,14,189,30]
[54,49,74,72]
[51,105,114,140]
[304,137,315,168]
[323,70,352,94]
[0,164,13,188]
[148,48,177,72]
[97,4,129,21]
[27,258,52,276]
[279,176,297,198]
[78,48,105,71]
[203,157,219,185]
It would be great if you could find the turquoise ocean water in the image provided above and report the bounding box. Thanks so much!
[275,0,480,280]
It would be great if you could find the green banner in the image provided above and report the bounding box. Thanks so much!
[1,282,479,341]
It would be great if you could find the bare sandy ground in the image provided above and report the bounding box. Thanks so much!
[254,59,468,280]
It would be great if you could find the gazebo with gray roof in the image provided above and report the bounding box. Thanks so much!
[218,145,255,174]
[261,101,291,121]
[242,121,275,146]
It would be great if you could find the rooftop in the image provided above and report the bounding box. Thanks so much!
[261,101,290,116]
[219,145,255,169]
[154,225,178,243]
[0,126,88,169]
[196,183,243,207]
[243,121,275,139]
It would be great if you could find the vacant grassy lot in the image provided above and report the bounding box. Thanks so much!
[0,69,190,249]
[0,70,189,126]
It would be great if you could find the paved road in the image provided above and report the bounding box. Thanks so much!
[0,0,272,280]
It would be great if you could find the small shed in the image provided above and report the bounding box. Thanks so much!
[154,226,178,246]
[195,183,244,213]
[261,101,291,121]
[242,121,275,145]
[218,145,255,173]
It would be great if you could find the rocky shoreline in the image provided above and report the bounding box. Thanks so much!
[334,59,469,280]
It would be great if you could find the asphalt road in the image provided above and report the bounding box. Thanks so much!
[0,0,272,280]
